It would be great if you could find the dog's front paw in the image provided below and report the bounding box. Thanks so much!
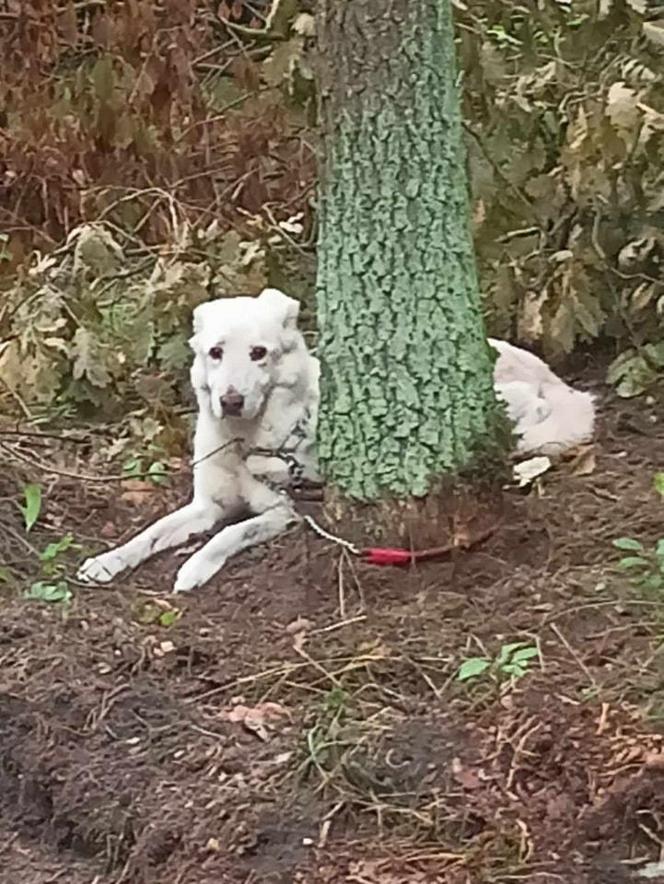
[77,552,126,585]
[173,554,224,594]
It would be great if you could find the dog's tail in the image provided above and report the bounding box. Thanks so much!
[515,382,596,456]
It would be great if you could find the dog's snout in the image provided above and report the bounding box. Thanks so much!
[220,388,245,417]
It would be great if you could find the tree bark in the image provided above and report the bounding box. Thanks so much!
[315,0,508,546]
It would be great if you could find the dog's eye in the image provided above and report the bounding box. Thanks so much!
[208,346,223,361]
[250,346,267,362]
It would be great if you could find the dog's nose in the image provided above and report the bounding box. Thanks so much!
[220,389,245,417]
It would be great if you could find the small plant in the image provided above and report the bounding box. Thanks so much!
[24,533,80,608]
[457,642,540,684]
[607,344,664,399]
[25,581,72,605]
[123,456,170,486]
[40,534,76,576]
[133,599,182,628]
[614,536,664,591]
[20,483,42,531]
[304,686,350,778]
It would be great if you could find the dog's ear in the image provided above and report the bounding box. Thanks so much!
[188,301,214,350]
[258,288,300,331]
[191,301,215,336]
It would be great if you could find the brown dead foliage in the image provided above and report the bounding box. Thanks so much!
[0,0,315,265]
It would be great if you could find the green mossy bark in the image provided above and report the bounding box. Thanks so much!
[315,0,506,505]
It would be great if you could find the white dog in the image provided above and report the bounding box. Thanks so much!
[490,337,596,456]
[77,289,595,593]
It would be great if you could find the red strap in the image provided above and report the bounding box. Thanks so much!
[361,547,413,566]
[353,521,501,567]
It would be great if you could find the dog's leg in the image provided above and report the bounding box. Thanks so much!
[173,501,296,593]
[77,499,223,585]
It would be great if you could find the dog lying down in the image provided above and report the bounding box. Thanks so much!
[77,288,595,593]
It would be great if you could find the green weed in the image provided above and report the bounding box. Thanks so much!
[457,642,540,684]
[614,536,664,591]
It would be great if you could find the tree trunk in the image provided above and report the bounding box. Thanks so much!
[315,0,508,547]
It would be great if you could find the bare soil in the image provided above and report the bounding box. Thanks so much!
[2,372,664,883]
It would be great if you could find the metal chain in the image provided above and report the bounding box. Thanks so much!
[248,408,312,490]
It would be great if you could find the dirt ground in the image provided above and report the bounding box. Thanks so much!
[2,366,664,883]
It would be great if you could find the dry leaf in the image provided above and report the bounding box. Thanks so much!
[100,520,116,538]
[643,20,664,48]
[473,198,486,225]
[568,445,597,476]
[287,616,313,652]
[286,616,313,634]
[517,290,547,342]
[71,327,111,388]
[451,757,482,790]
[513,456,552,487]
[292,13,315,36]
[272,751,293,766]
[292,630,307,653]
[226,702,291,741]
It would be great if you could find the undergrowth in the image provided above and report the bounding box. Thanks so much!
[1,0,664,428]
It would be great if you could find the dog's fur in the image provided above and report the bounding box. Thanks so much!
[77,289,595,593]
[490,337,595,456]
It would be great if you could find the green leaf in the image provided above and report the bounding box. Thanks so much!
[496,642,526,666]
[606,349,636,385]
[645,341,664,368]
[654,473,664,498]
[91,55,115,104]
[26,580,72,604]
[607,351,655,398]
[641,573,663,591]
[486,25,522,47]
[503,663,528,679]
[21,484,42,532]
[159,610,179,627]
[40,533,75,562]
[157,335,190,371]
[324,686,348,712]
[123,457,142,477]
[510,646,539,664]
[457,657,491,682]
[148,461,169,486]
[618,556,650,570]
[655,539,664,559]
[613,537,644,552]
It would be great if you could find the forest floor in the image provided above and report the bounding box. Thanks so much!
[2,360,664,884]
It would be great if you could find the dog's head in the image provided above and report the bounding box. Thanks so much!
[189,288,302,421]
